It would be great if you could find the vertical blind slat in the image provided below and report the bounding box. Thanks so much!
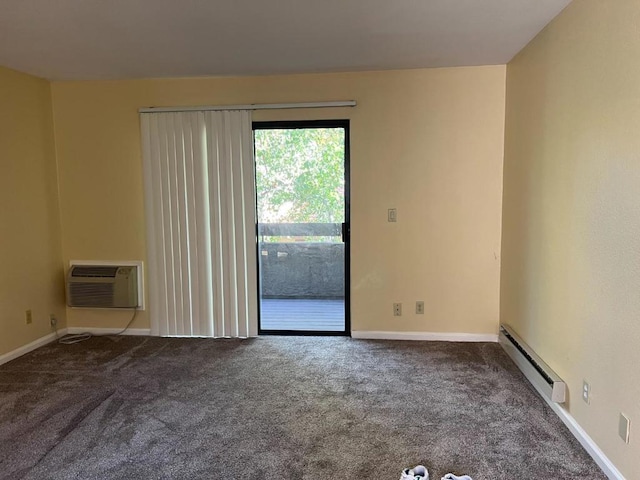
[141,116,160,336]
[240,111,258,337]
[164,115,180,335]
[183,115,199,336]
[157,115,169,334]
[219,112,235,337]
[174,115,192,336]
[209,112,222,337]
[194,114,214,337]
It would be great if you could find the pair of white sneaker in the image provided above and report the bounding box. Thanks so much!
[400,466,473,480]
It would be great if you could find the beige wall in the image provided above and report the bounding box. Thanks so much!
[50,66,506,334]
[0,66,66,357]
[502,0,640,477]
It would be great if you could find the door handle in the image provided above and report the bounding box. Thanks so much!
[341,223,349,243]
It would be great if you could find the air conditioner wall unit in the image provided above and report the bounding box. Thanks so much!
[67,264,139,308]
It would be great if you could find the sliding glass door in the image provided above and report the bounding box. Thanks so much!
[253,120,350,335]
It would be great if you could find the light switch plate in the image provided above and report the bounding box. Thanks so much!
[582,380,590,404]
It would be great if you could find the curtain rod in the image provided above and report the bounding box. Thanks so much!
[139,100,356,114]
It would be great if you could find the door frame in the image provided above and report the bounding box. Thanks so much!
[252,119,351,336]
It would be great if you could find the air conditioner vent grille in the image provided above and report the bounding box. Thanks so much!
[69,283,116,308]
[71,266,119,278]
[67,264,139,308]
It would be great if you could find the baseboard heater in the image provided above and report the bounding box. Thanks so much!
[499,324,566,403]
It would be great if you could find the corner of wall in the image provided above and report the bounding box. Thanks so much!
[0,66,67,359]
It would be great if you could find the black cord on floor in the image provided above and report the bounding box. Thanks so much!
[57,307,139,344]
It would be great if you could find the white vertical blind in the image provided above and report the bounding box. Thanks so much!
[141,110,257,337]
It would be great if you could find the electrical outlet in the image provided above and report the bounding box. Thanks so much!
[619,413,631,444]
[582,380,591,404]
[393,303,402,316]
[416,301,425,314]
[388,208,397,223]
[25,309,32,325]
[49,314,57,328]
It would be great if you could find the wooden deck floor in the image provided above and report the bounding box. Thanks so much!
[260,298,345,332]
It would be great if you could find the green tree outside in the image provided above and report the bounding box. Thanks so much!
[254,128,345,230]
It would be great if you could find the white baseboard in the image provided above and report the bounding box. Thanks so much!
[66,327,151,336]
[0,326,152,367]
[0,329,67,366]
[517,369,625,480]
[351,331,498,342]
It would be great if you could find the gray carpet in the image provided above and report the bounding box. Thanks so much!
[0,336,606,480]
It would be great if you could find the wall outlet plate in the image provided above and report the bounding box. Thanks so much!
[25,309,32,325]
[416,301,425,314]
[388,208,397,222]
[393,303,402,316]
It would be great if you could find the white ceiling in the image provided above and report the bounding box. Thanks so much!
[0,0,571,81]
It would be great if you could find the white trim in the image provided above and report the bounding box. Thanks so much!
[507,357,626,480]
[69,260,145,310]
[139,100,356,114]
[550,403,626,480]
[351,331,498,342]
[66,327,151,336]
[0,326,153,367]
[0,329,67,366]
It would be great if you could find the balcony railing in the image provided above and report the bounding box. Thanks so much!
[258,223,344,299]
[258,222,342,238]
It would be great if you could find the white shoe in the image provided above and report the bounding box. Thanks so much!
[400,465,429,480]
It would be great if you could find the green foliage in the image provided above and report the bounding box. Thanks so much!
[254,128,345,224]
